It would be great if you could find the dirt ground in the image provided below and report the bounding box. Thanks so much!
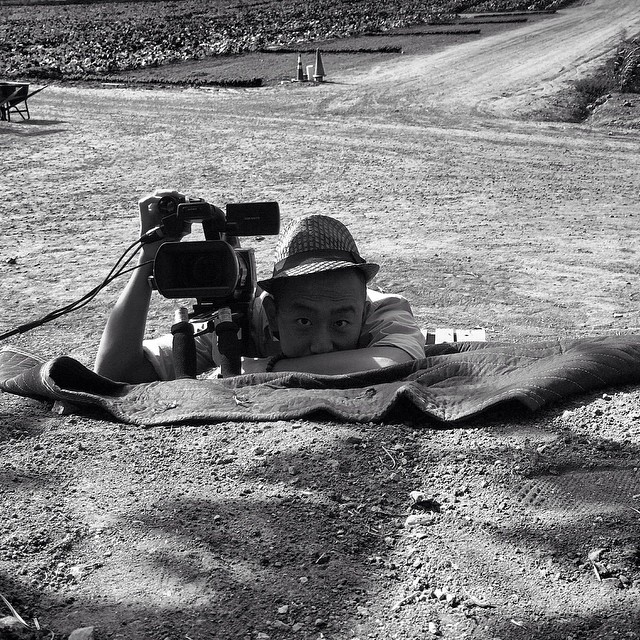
[1,0,640,638]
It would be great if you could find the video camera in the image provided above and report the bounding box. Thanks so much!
[0,193,280,380]
[149,194,280,304]
[145,194,280,378]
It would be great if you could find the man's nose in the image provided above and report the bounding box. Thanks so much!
[309,327,334,354]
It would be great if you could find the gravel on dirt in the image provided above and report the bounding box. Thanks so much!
[1,1,640,639]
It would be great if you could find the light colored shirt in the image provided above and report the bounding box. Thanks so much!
[143,289,425,380]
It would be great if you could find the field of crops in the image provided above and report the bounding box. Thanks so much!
[0,0,575,81]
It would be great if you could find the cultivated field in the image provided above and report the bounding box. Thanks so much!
[1,0,574,82]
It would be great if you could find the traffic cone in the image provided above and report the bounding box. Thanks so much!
[295,53,305,82]
[313,49,325,82]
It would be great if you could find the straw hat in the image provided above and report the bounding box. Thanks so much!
[258,214,379,293]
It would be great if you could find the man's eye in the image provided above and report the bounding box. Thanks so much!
[295,318,312,327]
[335,319,350,328]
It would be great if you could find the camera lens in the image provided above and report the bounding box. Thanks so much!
[157,196,178,217]
[186,254,234,288]
[153,241,240,300]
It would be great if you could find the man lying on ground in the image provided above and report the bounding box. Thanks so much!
[94,191,425,382]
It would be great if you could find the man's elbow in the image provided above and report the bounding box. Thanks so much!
[95,355,158,384]
[372,347,414,368]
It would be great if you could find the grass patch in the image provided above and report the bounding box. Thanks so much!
[615,36,640,92]
[261,46,403,54]
[77,74,264,87]
[572,67,617,120]
[570,35,640,121]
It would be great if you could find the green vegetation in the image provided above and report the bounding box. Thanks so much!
[571,35,640,120]
[614,36,640,92]
[1,0,574,81]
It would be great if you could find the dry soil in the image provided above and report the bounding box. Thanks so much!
[1,1,640,639]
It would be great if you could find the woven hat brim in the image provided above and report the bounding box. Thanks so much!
[258,259,379,293]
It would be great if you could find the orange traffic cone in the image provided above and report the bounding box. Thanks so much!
[295,53,305,82]
[313,49,326,82]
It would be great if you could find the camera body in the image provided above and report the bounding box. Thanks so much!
[151,195,280,306]
[153,241,257,302]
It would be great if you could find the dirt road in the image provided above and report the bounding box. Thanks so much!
[1,2,640,639]
[322,0,640,119]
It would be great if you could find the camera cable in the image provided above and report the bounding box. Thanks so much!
[0,239,147,341]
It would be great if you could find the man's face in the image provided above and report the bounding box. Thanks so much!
[269,269,367,358]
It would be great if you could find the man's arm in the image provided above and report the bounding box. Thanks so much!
[94,190,186,383]
[94,253,159,383]
[270,346,412,375]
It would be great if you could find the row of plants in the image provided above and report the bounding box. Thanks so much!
[79,73,264,87]
[615,37,640,93]
[0,0,573,80]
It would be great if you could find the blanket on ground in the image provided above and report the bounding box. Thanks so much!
[2,337,640,425]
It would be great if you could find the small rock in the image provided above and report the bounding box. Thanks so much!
[277,605,289,615]
[314,618,327,628]
[292,622,304,632]
[602,577,624,590]
[272,620,290,630]
[588,548,607,562]
[68,627,95,640]
[621,544,640,562]
[428,621,439,635]
[0,616,24,630]
[405,514,434,528]
[69,564,86,580]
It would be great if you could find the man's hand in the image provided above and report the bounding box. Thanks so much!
[241,357,271,374]
[138,189,189,259]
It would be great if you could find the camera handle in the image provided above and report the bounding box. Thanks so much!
[171,307,197,379]
[214,308,242,377]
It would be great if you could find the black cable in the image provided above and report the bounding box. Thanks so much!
[34,240,143,323]
[35,255,150,324]
[0,239,148,341]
